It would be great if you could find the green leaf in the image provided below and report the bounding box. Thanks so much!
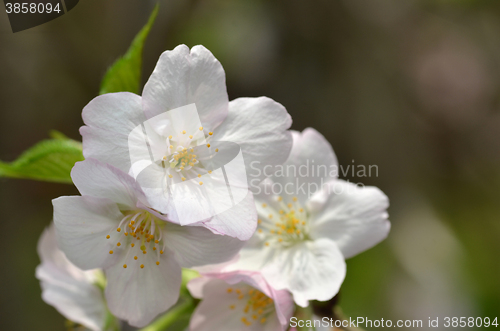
[0,138,84,184]
[99,4,159,95]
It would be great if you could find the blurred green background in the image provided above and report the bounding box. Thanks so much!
[1,0,499,330]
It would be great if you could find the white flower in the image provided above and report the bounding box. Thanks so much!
[220,128,390,307]
[53,158,247,327]
[80,44,292,240]
[187,271,294,331]
[36,224,107,331]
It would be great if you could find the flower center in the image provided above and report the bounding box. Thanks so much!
[106,210,166,269]
[257,196,309,247]
[227,286,274,326]
[161,127,217,183]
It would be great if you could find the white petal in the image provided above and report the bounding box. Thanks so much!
[105,250,182,327]
[162,222,244,268]
[272,128,338,204]
[142,45,229,132]
[201,190,258,240]
[81,92,145,173]
[36,225,106,331]
[71,159,146,210]
[260,239,346,307]
[212,97,293,186]
[53,196,122,270]
[308,180,390,258]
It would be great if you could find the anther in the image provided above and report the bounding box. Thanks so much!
[134,256,138,260]
[140,264,144,269]
[207,143,210,148]
[106,235,110,239]
[156,261,160,265]
[168,174,173,178]
[123,264,127,268]
[199,182,203,185]
[182,177,186,181]
[182,130,186,134]
[215,148,219,152]
[168,135,172,139]
[117,242,121,246]
[199,126,203,130]
[143,250,146,254]
[160,250,164,254]
[209,132,213,135]
[117,228,121,232]
[109,250,113,254]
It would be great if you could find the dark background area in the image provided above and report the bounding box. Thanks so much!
[1,0,499,330]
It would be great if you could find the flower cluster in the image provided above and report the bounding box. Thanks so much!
[37,45,390,330]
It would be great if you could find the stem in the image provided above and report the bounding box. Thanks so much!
[139,299,195,331]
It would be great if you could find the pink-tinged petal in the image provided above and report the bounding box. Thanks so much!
[308,180,390,259]
[188,278,252,331]
[162,222,244,268]
[71,159,147,210]
[197,271,294,328]
[80,92,145,173]
[104,249,182,327]
[142,45,228,132]
[188,272,292,331]
[212,97,293,185]
[272,128,338,205]
[36,225,106,331]
[53,196,122,270]
[201,190,258,240]
[260,238,346,307]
